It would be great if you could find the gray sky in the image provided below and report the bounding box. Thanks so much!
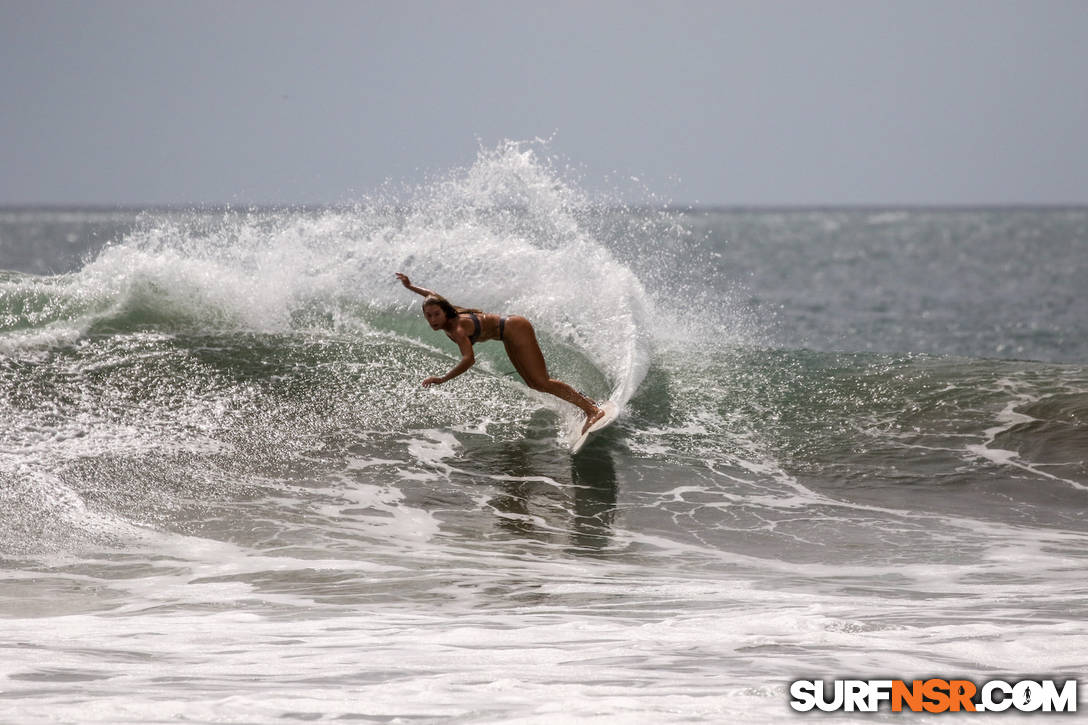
[3,0,1087,206]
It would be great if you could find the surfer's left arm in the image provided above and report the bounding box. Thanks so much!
[422,334,475,387]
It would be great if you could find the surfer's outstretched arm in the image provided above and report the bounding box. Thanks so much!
[422,332,475,387]
[396,273,437,299]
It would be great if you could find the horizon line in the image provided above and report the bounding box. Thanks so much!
[3,201,1087,213]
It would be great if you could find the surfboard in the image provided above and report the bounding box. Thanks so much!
[570,401,619,454]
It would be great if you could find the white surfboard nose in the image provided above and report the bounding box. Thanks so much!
[570,401,620,454]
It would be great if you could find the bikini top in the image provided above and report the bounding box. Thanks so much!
[465,312,507,344]
[466,312,482,344]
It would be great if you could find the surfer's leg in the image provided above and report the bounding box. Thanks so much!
[502,317,602,429]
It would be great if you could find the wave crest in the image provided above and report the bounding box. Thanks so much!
[2,141,653,407]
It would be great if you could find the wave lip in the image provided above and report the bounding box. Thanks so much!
[1,143,656,416]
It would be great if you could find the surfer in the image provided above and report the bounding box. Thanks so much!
[396,273,605,433]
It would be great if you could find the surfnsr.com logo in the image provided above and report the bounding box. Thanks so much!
[789,679,1078,713]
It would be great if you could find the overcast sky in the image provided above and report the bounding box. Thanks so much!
[2,0,1087,206]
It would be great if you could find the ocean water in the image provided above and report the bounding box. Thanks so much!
[2,144,1086,722]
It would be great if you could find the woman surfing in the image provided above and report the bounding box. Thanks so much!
[396,273,605,433]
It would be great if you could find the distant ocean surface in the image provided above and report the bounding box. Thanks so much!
[2,144,1086,722]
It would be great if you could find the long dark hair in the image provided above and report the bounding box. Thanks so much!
[422,294,481,319]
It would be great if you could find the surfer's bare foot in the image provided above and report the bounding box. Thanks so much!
[581,407,605,435]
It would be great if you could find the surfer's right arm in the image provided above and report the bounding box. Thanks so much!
[396,272,437,298]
